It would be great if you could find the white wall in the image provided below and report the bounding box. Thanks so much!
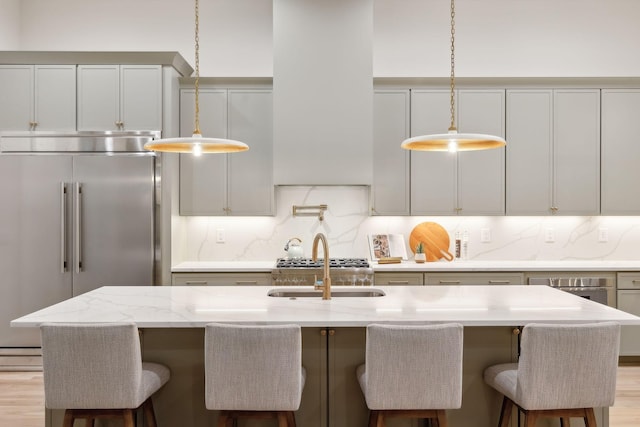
[0,0,20,49]
[6,0,640,77]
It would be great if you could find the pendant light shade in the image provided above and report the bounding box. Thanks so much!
[144,0,249,155]
[401,130,507,152]
[144,133,248,155]
[402,0,506,153]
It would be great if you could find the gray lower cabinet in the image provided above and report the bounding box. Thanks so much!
[601,89,640,214]
[425,272,524,286]
[180,88,274,216]
[410,89,505,216]
[171,272,272,286]
[616,273,640,356]
[506,89,600,215]
[374,272,424,286]
[371,90,410,215]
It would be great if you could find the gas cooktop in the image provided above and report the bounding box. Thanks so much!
[275,258,370,269]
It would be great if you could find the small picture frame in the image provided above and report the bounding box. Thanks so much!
[368,234,408,261]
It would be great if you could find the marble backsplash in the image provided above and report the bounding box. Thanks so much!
[173,186,640,263]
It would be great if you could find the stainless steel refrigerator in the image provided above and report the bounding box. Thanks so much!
[0,132,157,352]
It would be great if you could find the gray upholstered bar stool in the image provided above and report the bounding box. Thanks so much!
[40,322,170,427]
[356,323,464,427]
[204,323,306,427]
[484,322,621,427]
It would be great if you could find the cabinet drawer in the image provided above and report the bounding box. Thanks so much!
[172,273,272,286]
[374,273,424,286]
[425,273,524,286]
[617,273,640,289]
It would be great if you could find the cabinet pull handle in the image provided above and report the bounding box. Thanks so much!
[489,280,511,284]
[60,183,68,273]
[388,280,410,285]
[235,281,258,285]
[632,280,640,284]
[185,281,208,285]
[74,183,83,273]
[439,280,461,284]
[320,329,336,336]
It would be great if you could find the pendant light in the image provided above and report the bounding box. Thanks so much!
[401,0,506,153]
[144,0,249,155]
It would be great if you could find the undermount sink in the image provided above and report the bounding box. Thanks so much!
[267,288,386,298]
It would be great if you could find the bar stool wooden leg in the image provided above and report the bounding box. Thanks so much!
[498,398,514,427]
[435,409,448,427]
[524,412,539,427]
[123,409,135,427]
[584,408,597,427]
[285,411,297,427]
[62,410,74,427]
[143,397,158,427]
[560,417,571,427]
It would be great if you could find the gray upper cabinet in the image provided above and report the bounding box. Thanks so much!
[180,89,228,215]
[506,89,600,215]
[77,65,162,131]
[0,65,76,131]
[601,89,640,214]
[371,90,410,215]
[180,88,274,216]
[411,89,505,216]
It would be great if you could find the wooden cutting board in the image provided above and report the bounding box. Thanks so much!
[409,222,454,262]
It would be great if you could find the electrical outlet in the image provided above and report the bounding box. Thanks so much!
[480,228,491,243]
[598,227,609,243]
[544,227,555,243]
[216,228,225,243]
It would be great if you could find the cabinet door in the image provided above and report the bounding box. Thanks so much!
[410,90,457,215]
[0,65,33,130]
[457,90,505,215]
[506,90,553,215]
[617,290,640,356]
[553,90,600,215]
[35,65,76,131]
[227,90,274,215]
[77,65,120,131]
[372,90,410,215]
[601,90,640,214]
[179,89,228,215]
[119,65,162,130]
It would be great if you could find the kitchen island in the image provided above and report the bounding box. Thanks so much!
[12,285,640,427]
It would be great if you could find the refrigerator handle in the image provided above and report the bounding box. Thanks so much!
[74,183,83,273]
[61,183,68,273]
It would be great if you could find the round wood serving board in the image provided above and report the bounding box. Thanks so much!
[409,222,454,262]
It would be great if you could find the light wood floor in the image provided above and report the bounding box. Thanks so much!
[1,366,640,427]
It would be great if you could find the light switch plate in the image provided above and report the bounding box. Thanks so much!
[544,227,555,243]
[480,228,491,243]
[598,227,609,243]
[216,228,225,243]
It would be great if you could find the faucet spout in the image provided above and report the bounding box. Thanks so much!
[312,233,331,300]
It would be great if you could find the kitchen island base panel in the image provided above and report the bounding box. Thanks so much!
[42,326,604,427]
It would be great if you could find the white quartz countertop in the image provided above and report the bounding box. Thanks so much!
[11,285,640,328]
[172,260,640,273]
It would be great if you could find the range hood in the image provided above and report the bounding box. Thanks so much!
[273,0,373,185]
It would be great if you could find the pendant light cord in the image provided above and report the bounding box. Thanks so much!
[449,0,457,132]
[193,0,201,135]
